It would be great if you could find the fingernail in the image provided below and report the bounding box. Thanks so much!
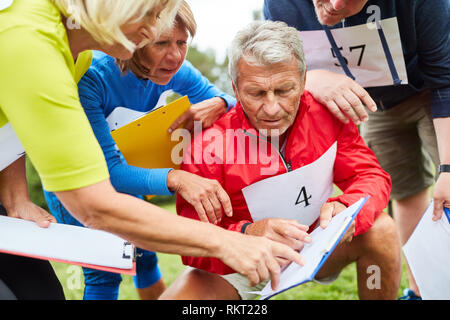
[305,235,312,243]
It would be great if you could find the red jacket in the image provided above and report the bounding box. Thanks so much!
[177,91,391,275]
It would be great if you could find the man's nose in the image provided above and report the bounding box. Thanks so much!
[330,0,346,10]
[262,92,281,117]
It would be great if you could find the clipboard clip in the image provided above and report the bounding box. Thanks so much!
[122,242,136,261]
[444,207,450,224]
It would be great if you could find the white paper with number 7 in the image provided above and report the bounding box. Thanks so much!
[300,17,408,88]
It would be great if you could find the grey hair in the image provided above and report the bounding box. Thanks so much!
[228,20,306,84]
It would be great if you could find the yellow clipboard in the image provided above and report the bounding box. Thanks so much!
[111,96,191,170]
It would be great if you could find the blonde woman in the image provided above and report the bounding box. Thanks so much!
[0,0,303,300]
[43,0,237,300]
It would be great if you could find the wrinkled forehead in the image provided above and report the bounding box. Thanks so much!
[236,57,303,88]
[237,54,302,77]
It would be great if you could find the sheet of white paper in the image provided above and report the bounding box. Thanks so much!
[300,17,408,88]
[0,122,25,172]
[0,0,13,11]
[0,215,133,269]
[403,202,450,300]
[253,198,366,299]
[242,142,336,227]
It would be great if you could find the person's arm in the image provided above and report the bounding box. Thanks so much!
[78,70,174,196]
[243,218,310,267]
[168,61,237,132]
[327,119,392,236]
[56,180,301,289]
[432,117,450,220]
[414,1,450,219]
[0,156,56,228]
[78,70,233,221]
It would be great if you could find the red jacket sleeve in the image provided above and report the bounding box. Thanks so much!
[176,129,252,274]
[176,130,252,232]
[329,121,392,236]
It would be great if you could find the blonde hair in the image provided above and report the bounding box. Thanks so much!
[117,0,196,78]
[51,0,181,53]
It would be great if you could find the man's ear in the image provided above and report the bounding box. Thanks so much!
[300,65,308,93]
[303,65,308,84]
[231,80,240,102]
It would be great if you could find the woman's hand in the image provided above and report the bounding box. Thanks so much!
[217,230,305,290]
[319,201,354,243]
[5,201,56,228]
[245,218,311,268]
[0,156,56,228]
[167,169,233,224]
[245,218,311,251]
[168,97,227,132]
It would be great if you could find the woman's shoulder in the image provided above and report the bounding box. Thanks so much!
[0,0,65,40]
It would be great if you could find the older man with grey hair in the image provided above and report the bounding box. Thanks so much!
[160,20,401,300]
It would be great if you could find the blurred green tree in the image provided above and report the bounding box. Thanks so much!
[186,45,233,95]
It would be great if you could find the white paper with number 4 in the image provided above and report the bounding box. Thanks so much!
[242,142,336,227]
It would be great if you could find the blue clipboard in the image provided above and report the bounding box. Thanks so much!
[262,196,370,300]
[444,207,450,224]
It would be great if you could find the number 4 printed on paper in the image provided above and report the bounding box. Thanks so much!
[295,186,312,207]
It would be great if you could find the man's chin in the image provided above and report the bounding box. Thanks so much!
[318,15,343,26]
[316,9,344,26]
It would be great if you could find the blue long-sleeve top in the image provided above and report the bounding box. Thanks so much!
[75,51,236,196]
[264,0,450,118]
